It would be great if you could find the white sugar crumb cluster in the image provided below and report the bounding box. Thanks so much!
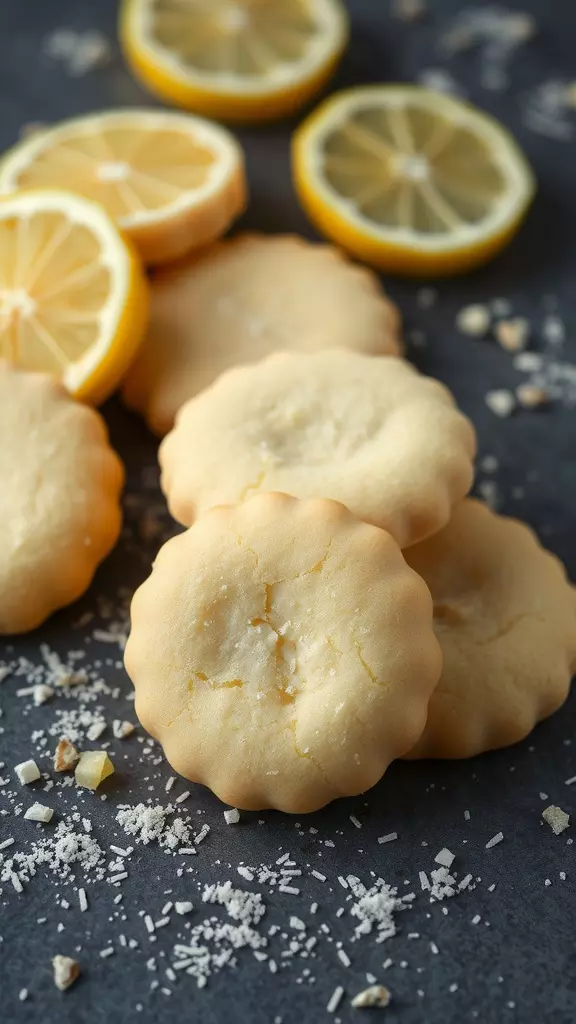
[115,802,193,850]
[1,819,105,889]
[441,7,536,92]
[43,27,111,76]
[348,876,410,941]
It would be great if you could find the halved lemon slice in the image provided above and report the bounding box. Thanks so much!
[0,190,148,405]
[293,86,536,276]
[120,0,349,123]
[0,109,247,265]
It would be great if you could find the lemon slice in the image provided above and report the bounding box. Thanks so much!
[0,190,148,405]
[293,86,536,276]
[120,0,349,123]
[0,109,247,265]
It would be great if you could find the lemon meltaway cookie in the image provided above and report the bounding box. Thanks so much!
[0,362,124,634]
[404,499,576,759]
[122,233,402,436]
[160,350,477,549]
[124,492,442,812]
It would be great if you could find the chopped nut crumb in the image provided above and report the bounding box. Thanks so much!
[54,738,80,772]
[351,984,391,1008]
[112,720,136,739]
[52,955,80,991]
[24,802,54,824]
[494,317,530,352]
[456,303,491,337]
[14,759,41,785]
[516,383,549,408]
[542,805,570,835]
[391,0,426,21]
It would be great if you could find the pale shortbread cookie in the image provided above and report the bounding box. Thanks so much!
[0,362,123,634]
[404,499,576,759]
[121,233,402,436]
[124,492,441,812]
[160,350,477,549]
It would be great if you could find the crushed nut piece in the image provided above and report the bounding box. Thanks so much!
[52,955,80,991]
[456,304,491,337]
[54,738,80,772]
[112,720,136,739]
[392,0,426,21]
[516,383,549,408]
[542,805,570,835]
[75,751,115,791]
[14,759,41,785]
[24,802,54,823]
[495,317,530,352]
[351,984,391,1008]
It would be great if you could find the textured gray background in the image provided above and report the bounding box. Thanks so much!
[1,1,575,1022]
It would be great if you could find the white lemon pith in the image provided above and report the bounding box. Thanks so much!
[0,109,246,264]
[120,0,349,122]
[0,189,148,404]
[293,85,536,276]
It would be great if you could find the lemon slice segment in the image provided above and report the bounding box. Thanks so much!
[0,109,246,265]
[120,0,349,123]
[0,190,148,404]
[293,86,536,276]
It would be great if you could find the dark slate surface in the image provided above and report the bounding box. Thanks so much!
[1,1,576,1023]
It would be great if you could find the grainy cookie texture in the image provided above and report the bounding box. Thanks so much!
[160,349,477,549]
[0,361,123,634]
[125,493,442,812]
[122,233,402,436]
[404,499,576,759]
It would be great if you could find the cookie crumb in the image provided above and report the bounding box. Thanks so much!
[456,303,491,337]
[52,955,80,991]
[485,389,516,417]
[14,759,41,785]
[54,738,80,772]
[494,317,530,352]
[542,805,570,835]
[351,983,391,1008]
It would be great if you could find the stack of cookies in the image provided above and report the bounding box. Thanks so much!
[123,234,576,813]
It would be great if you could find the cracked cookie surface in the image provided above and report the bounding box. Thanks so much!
[124,492,441,812]
[0,361,124,634]
[404,499,576,759]
[121,233,402,436]
[160,349,477,549]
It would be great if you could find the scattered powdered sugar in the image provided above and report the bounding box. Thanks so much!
[1,819,105,889]
[115,803,193,851]
[348,877,410,941]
